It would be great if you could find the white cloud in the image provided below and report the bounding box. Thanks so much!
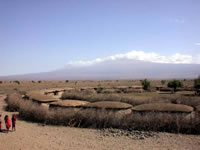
[169,18,185,24]
[195,43,200,46]
[68,50,199,66]
[174,18,185,23]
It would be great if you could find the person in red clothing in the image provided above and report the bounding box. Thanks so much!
[12,114,16,131]
[0,114,2,132]
[4,115,11,132]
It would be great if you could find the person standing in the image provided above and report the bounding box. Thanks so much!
[4,115,11,133]
[0,114,2,132]
[12,114,16,131]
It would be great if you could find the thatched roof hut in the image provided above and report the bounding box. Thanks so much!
[82,101,132,110]
[49,100,89,108]
[132,103,194,113]
[26,91,59,103]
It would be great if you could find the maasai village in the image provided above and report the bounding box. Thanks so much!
[1,0,200,150]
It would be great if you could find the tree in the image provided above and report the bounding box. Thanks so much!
[194,76,200,95]
[167,80,183,92]
[14,80,20,84]
[161,80,166,85]
[140,79,151,91]
[194,76,200,89]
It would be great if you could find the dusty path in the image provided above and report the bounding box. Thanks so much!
[0,95,200,150]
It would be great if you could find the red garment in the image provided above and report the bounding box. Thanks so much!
[12,116,16,123]
[6,118,11,129]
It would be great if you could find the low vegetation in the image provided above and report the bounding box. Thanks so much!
[168,80,183,92]
[161,80,166,85]
[140,79,151,91]
[5,93,200,134]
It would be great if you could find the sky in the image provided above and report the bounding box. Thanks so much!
[0,0,200,76]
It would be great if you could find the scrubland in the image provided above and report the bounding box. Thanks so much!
[1,80,200,150]
[1,79,200,134]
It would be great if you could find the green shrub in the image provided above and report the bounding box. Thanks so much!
[194,76,200,89]
[14,80,20,84]
[140,79,151,91]
[168,80,183,92]
[161,80,166,85]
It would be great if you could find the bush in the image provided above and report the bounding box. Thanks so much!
[6,93,22,111]
[14,80,20,84]
[168,80,183,92]
[194,76,200,90]
[140,79,151,91]
[161,80,166,85]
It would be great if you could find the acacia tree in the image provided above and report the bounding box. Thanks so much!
[167,80,183,92]
[140,79,151,91]
[161,80,166,85]
[194,76,200,95]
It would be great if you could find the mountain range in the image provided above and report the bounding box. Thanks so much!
[1,59,200,80]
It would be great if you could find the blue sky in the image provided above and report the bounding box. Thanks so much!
[1,0,200,76]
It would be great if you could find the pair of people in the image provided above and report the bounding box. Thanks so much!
[0,114,16,132]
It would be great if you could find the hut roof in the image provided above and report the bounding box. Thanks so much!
[26,91,59,103]
[50,100,89,107]
[43,88,65,93]
[129,86,143,89]
[83,101,132,110]
[132,103,193,113]
[114,86,130,89]
[80,87,95,90]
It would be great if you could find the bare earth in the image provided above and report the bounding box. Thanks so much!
[0,95,200,150]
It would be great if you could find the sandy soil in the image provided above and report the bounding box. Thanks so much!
[0,95,200,150]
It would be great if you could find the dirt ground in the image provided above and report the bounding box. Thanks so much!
[0,95,200,150]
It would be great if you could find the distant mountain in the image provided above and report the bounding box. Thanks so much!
[1,59,200,80]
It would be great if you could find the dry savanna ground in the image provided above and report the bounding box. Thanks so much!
[1,80,200,150]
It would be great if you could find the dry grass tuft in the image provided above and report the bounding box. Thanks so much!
[6,93,23,111]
